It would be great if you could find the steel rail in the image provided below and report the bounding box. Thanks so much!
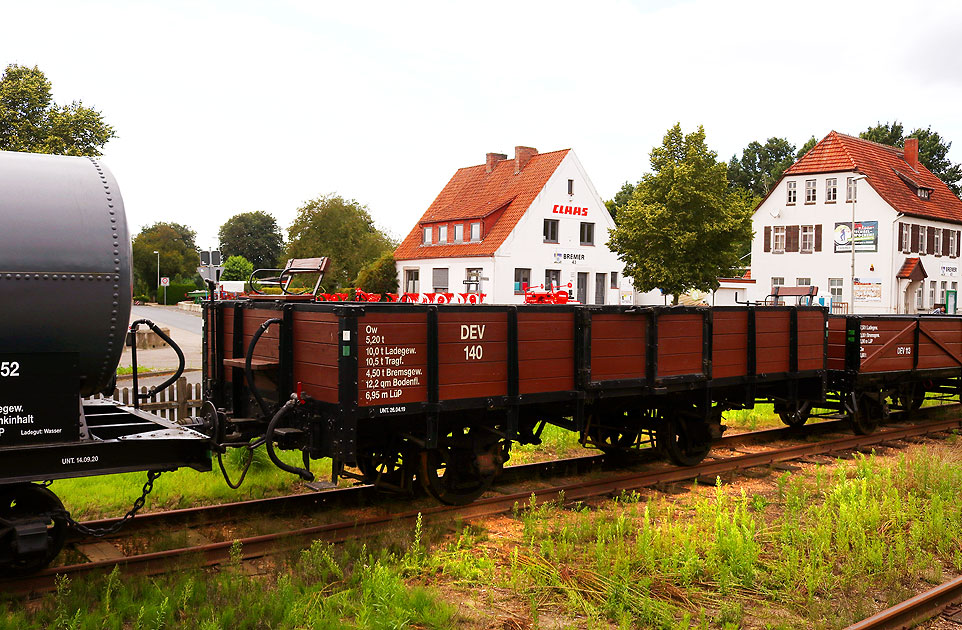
[63,415,853,541]
[844,575,962,629]
[6,413,959,597]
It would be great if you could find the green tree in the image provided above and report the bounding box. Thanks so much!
[608,124,755,303]
[131,222,200,298]
[354,252,400,294]
[796,136,817,161]
[218,211,284,270]
[860,121,962,195]
[221,255,254,282]
[0,64,115,156]
[727,137,796,196]
[604,182,635,225]
[286,194,396,290]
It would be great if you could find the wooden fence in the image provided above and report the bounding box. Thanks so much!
[85,377,203,424]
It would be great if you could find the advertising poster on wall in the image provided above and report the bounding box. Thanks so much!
[834,221,878,253]
[853,277,883,302]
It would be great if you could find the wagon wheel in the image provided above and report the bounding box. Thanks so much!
[0,484,68,575]
[356,442,415,493]
[417,428,505,505]
[775,400,811,428]
[846,392,887,435]
[895,383,925,412]
[657,418,711,467]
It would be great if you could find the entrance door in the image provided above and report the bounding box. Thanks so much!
[595,273,606,304]
[576,272,588,304]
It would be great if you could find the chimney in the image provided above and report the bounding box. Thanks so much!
[485,152,507,174]
[514,146,538,174]
[904,137,919,170]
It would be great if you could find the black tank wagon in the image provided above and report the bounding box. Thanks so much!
[0,151,210,574]
[202,298,829,504]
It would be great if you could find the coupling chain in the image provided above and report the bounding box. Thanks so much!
[59,470,163,537]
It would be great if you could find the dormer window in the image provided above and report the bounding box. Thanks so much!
[918,188,932,200]
[438,225,448,243]
[455,224,464,242]
[422,226,433,245]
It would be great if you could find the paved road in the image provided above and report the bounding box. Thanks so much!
[131,305,202,335]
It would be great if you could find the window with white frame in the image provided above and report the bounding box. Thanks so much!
[454,224,464,242]
[917,289,923,309]
[610,272,619,289]
[825,178,837,203]
[846,177,858,202]
[952,230,958,257]
[786,181,797,204]
[800,225,814,253]
[773,226,786,253]
[920,226,928,255]
[404,269,420,293]
[829,278,843,299]
[465,268,482,293]
[432,268,449,292]
[422,226,432,245]
[935,228,942,255]
[772,277,785,288]
[438,225,447,244]
[930,280,937,305]
[901,223,911,253]
[941,281,947,305]
[470,222,481,242]
[805,179,816,203]
[796,277,811,286]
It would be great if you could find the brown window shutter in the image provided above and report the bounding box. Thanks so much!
[814,224,822,252]
[911,224,920,252]
[764,226,771,252]
[786,225,799,252]
[898,222,905,251]
[927,227,936,254]
[943,229,950,256]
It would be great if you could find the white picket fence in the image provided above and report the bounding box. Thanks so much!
[85,376,203,424]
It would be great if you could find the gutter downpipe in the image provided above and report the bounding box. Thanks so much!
[892,212,904,313]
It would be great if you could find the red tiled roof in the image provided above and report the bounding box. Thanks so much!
[395,149,570,260]
[784,131,962,224]
[896,257,927,281]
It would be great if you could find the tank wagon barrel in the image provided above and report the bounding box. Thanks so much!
[0,151,211,574]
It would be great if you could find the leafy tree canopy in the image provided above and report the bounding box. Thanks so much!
[221,255,254,282]
[796,136,817,161]
[354,252,400,294]
[286,194,396,291]
[604,181,635,225]
[860,120,962,196]
[0,64,115,156]
[131,222,200,297]
[608,123,754,302]
[727,137,796,197]
[218,211,284,270]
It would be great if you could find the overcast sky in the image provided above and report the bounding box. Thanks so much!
[4,0,962,250]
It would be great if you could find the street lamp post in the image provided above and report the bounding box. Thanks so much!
[153,250,160,304]
[849,175,868,313]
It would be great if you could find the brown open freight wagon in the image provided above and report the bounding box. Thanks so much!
[202,301,828,504]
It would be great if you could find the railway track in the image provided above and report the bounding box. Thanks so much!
[844,575,962,629]
[4,408,960,597]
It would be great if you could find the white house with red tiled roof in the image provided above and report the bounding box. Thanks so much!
[750,131,962,314]
[395,146,651,305]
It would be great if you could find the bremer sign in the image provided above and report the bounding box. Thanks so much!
[552,204,588,217]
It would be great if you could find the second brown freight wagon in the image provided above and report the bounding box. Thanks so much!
[202,300,828,504]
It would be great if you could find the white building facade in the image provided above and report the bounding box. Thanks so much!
[750,132,962,314]
[395,147,658,305]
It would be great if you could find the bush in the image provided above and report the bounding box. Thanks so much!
[159,282,196,305]
[354,252,399,294]
[222,255,254,282]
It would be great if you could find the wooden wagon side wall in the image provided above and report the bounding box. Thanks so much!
[517,311,575,394]
[711,310,748,380]
[589,313,647,383]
